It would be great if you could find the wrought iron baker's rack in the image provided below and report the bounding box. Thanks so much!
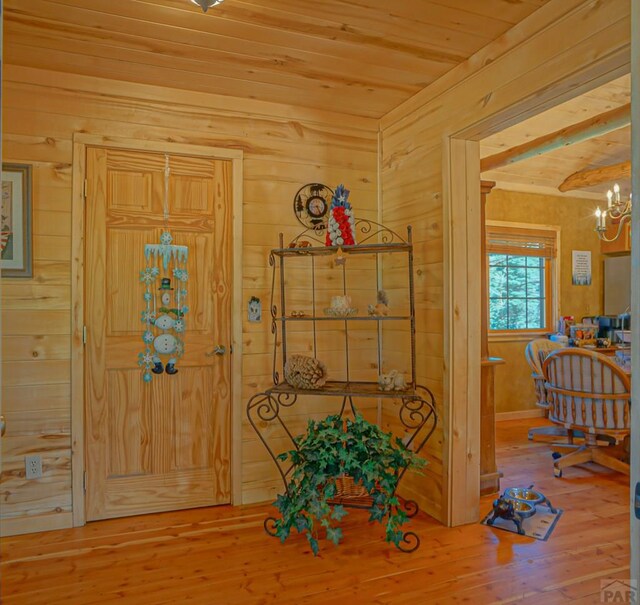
[246,219,438,552]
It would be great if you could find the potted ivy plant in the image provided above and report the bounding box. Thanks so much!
[273,413,426,555]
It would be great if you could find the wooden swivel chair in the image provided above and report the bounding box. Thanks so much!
[542,348,631,477]
[525,339,567,441]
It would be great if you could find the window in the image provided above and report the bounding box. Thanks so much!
[486,224,557,333]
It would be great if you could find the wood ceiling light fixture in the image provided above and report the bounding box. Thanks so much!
[191,0,224,12]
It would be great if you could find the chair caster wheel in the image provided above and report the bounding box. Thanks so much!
[553,467,563,478]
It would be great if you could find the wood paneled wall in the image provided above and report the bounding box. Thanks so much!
[380,0,630,523]
[486,189,605,416]
[0,64,378,533]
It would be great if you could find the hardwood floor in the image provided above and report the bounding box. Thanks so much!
[0,419,631,604]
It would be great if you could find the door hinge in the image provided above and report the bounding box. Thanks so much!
[83,470,87,493]
[83,179,88,200]
[82,325,87,345]
[635,481,640,520]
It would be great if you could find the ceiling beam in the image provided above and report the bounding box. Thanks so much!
[480,103,630,173]
[558,160,631,192]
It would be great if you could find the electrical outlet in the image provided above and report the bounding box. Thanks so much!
[25,454,43,479]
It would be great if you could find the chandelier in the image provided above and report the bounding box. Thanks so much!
[191,0,224,12]
[595,183,632,242]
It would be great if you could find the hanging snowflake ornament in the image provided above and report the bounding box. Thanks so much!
[138,351,154,367]
[139,348,154,384]
[173,267,188,282]
[325,184,356,247]
[141,310,156,323]
[160,231,173,246]
[140,267,158,285]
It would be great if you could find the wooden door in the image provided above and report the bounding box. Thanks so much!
[85,148,232,521]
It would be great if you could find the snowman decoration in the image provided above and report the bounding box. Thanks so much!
[138,230,188,383]
[151,278,183,375]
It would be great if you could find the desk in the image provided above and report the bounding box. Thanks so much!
[584,346,623,355]
[568,346,631,375]
[568,346,625,355]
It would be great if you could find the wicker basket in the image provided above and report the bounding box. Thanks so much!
[334,474,369,499]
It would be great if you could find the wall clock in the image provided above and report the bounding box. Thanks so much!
[293,183,333,229]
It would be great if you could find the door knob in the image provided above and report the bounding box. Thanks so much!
[206,345,226,357]
[0,415,6,437]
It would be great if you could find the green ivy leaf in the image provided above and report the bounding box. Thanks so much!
[276,523,290,543]
[323,482,337,499]
[372,491,386,506]
[386,529,404,546]
[368,505,386,522]
[331,505,347,521]
[274,493,288,512]
[326,526,343,546]
[307,534,320,556]
[294,515,309,533]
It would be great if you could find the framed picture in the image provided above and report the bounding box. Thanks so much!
[1,163,33,278]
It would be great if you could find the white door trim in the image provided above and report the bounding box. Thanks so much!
[71,134,243,526]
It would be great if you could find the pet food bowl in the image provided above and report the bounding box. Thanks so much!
[503,487,545,506]
[504,498,536,519]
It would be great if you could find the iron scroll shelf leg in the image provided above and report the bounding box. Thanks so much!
[246,391,299,494]
[264,516,278,537]
[396,531,420,553]
[400,499,419,518]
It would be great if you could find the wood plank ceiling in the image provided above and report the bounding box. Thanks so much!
[481,74,631,200]
[3,0,550,118]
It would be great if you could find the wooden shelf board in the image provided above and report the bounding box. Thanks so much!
[280,315,410,322]
[266,381,420,399]
[272,242,411,257]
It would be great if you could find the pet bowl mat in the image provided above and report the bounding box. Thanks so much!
[481,505,563,541]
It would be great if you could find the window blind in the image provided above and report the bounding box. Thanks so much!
[486,225,557,258]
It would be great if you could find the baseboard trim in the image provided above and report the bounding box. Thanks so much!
[480,471,503,496]
[496,409,545,421]
[0,512,73,537]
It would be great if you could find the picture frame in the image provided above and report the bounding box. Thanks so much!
[1,163,33,278]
